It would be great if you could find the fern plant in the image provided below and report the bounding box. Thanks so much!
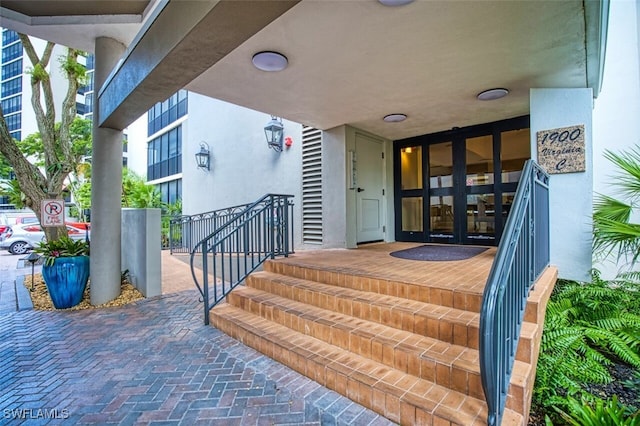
[533,272,640,412]
[550,396,640,426]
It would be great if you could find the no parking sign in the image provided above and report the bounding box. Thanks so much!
[42,199,65,227]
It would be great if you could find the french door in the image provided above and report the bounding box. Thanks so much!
[394,116,530,245]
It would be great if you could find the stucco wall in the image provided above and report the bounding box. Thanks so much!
[592,0,640,278]
[121,208,161,297]
[530,88,593,282]
[321,126,349,248]
[182,93,303,248]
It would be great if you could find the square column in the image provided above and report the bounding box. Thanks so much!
[530,88,593,281]
[91,37,126,305]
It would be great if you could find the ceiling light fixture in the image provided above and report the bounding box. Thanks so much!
[383,113,407,123]
[252,51,288,72]
[378,0,415,6]
[477,88,509,101]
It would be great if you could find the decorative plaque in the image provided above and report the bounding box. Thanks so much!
[536,124,585,174]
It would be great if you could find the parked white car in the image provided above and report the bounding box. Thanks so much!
[0,224,89,255]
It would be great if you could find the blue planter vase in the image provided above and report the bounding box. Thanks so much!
[42,256,90,309]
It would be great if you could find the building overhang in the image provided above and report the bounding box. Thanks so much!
[2,0,609,141]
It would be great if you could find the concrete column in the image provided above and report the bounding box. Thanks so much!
[91,37,126,305]
[530,88,593,282]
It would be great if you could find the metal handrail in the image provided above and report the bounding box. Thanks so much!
[189,194,295,325]
[169,201,256,254]
[479,160,549,426]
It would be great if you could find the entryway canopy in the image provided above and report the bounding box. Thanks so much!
[1,0,608,139]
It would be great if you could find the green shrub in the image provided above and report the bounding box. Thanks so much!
[34,236,90,266]
[533,271,640,413]
[547,395,640,426]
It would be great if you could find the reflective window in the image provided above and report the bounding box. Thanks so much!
[430,195,454,233]
[401,146,422,190]
[501,129,530,183]
[429,142,453,188]
[147,90,188,136]
[147,125,182,181]
[467,193,495,238]
[466,135,494,185]
[401,197,423,232]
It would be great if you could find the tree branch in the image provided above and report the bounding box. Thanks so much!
[0,107,47,214]
[59,48,80,164]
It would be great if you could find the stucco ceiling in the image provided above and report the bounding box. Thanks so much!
[186,0,589,140]
[1,0,594,141]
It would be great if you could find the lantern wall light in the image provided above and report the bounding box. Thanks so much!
[195,142,211,171]
[264,116,284,152]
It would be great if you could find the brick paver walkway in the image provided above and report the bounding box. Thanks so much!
[0,289,393,425]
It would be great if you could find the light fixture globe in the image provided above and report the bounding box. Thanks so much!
[383,113,407,123]
[195,142,210,171]
[378,0,414,6]
[252,51,288,72]
[477,88,509,101]
[264,116,284,152]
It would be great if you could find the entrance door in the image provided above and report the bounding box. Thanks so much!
[355,134,385,243]
[428,135,500,244]
[395,116,531,245]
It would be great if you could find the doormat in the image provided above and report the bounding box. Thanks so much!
[389,245,488,261]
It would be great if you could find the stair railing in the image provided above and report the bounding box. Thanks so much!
[189,194,294,325]
[169,201,256,254]
[479,160,549,426]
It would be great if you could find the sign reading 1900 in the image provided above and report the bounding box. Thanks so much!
[536,124,585,174]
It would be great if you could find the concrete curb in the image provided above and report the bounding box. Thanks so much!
[15,275,34,311]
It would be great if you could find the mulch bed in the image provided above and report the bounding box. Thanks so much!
[23,273,144,311]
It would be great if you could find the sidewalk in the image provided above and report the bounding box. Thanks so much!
[0,251,393,425]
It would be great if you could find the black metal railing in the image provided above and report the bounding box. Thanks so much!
[189,194,294,325]
[169,201,256,254]
[479,160,549,426]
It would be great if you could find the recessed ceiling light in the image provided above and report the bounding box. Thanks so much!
[383,113,407,122]
[252,51,288,72]
[477,88,509,101]
[378,0,414,6]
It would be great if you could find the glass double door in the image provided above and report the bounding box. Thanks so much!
[396,117,530,245]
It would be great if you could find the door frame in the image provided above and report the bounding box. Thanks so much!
[393,115,530,245]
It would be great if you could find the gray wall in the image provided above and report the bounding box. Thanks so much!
[321,126,349,248]
[121,208,161,297]
[182,93,304,248]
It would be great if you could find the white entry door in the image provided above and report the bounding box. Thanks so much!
[355,134,385,243]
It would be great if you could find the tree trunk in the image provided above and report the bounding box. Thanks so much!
[0,34,82,242]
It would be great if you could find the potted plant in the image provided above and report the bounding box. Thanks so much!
[34,236,90,309]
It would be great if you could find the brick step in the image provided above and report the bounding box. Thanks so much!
[210,303,524,425]
[265,259,485,313]
[224,285,532,411]
[247,271,539,364]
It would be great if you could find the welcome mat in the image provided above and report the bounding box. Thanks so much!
[389,245,488,261]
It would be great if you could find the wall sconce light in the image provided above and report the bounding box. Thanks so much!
[195,142,210,171]
[264,116,284,152]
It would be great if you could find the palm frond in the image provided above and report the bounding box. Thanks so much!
[604,147,640,200]
[594,193,633,222]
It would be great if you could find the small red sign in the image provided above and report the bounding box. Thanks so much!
[42,199,65,227]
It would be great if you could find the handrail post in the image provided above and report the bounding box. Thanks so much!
[284,196,290,257]
[202,239,210,326]
[270,194,276,259]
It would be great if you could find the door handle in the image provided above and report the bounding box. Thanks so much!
[357,187,365,192]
